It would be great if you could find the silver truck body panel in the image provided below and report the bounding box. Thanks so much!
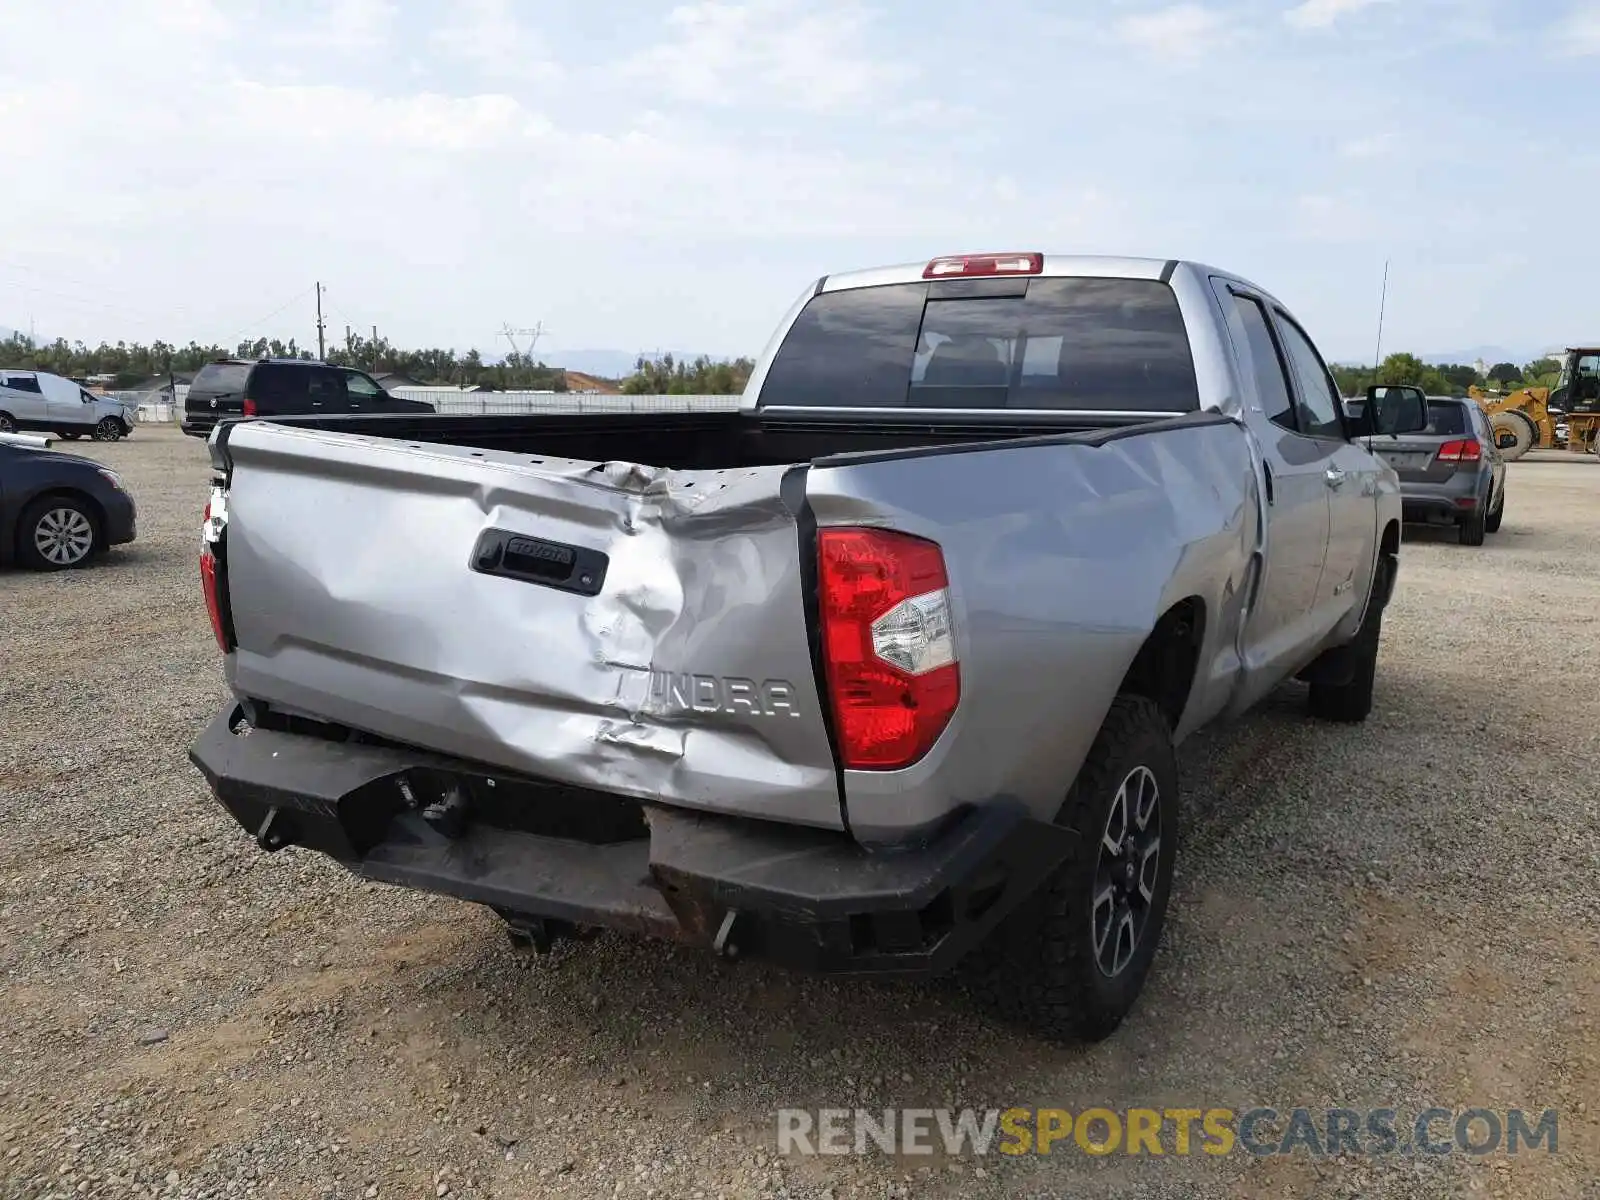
[806,417,1260,841]
[220,421,845,829]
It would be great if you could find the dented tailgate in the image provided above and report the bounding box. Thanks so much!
[215,421,843,829]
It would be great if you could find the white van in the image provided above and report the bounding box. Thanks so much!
[0,370,136,441]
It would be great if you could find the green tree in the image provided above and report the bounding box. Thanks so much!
[1488,362,1520,386]
[621,353,753,395]
[1521,357,1561,390]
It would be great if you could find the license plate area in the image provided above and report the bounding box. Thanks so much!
[1381,452,1430,471]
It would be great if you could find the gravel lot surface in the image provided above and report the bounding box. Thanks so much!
[2,426,1597,1200]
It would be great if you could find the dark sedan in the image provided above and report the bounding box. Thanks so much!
[0,435,138,570]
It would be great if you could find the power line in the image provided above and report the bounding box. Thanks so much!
[0,261,277,330]
[228,286,318,349]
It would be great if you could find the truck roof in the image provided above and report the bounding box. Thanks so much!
[817,254,1274,301]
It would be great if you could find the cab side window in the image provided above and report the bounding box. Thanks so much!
[342,371,383,398]
[308,368,347,404]
[1227,294,1296,431]
[1274,313,1346,440]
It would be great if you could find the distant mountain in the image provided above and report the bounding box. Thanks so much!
[1420,345,1559,367]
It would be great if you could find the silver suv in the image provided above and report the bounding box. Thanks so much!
[0,370,135,441]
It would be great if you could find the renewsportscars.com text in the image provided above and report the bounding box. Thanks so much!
[777,1106,1559,1158]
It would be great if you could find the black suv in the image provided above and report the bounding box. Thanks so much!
[181,359,435,439]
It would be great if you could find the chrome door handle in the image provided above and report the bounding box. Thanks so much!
[1324,466,1347,487]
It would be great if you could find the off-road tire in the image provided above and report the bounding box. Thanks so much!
[1490,410,1536,461]
[963,695,1179,1044]
[1307,558,1388,723]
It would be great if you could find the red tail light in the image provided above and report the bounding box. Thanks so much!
[201,547,227,652]
[817,528,960,770]
[1437,438,1481,462]
[922,252,1043,279]
[242,398,257,416]
[201,494,231,653]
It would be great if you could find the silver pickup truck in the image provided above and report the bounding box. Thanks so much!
[188,253,1427,1042]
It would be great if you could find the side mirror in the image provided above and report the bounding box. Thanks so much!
[1364,384,1427,436]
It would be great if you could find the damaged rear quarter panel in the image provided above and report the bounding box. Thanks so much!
[805,417,1259,843]
[220,422,844,829]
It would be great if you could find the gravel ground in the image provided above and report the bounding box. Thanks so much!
[2,426,1597,1200]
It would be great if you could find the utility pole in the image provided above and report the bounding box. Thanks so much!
[345,325,352,355]
[315,282,326,360]
[372,325,379,374]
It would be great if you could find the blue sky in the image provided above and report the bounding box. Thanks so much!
[1,0,1596,365]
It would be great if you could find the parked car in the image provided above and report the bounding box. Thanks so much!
[187,253,1427,1043]
[180,359,436,439]
[0,370,136,441]
[1351,391,1506,545]
[0,433,137,570]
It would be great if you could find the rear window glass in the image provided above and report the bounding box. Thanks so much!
[1423,400,1467,435]
[758,277,1199,412]
[191,363,251,397]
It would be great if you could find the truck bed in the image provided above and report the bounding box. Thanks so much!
[205,406,1248,839]
[219,407,1147,470]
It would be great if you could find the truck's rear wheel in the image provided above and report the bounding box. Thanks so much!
[1307,558,1388,723]
[965,695,1178,1043]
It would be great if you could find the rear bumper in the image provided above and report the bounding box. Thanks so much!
[180,418,215,439]
[187,704,1073,977]
[1399,473,1487,523]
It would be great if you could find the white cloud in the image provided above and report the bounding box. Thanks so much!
[1552,5,1600,55]
[153,0,235,38]
[431,0,562,79]
[223,83,553,151]
[1284,0,1390,32]
[1114,5,1232,61]
[0,0,1122,349]
[1339,131,1399,158]
[303,0,398,50]
[1293,193,1377,242]
[619,0,911,112]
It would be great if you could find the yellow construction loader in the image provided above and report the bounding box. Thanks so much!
[1469,347,1600,461]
